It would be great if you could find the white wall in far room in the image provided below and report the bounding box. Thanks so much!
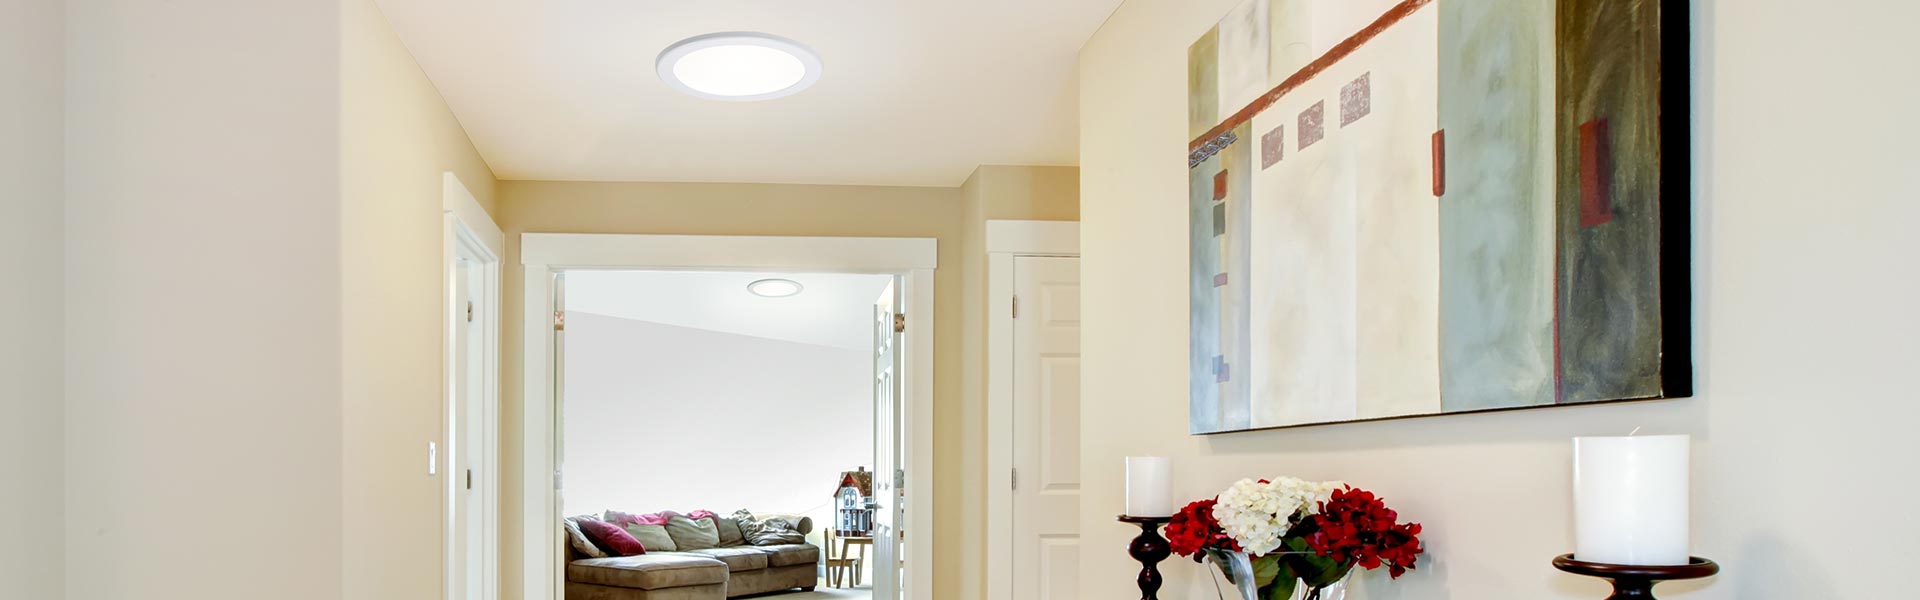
[561,311,875,528]
[1,0,65,597]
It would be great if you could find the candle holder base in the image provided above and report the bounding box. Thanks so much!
[1119,515,1173,600]
[1552,554,1719,599]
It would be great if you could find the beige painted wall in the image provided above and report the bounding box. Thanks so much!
[64,0,346,598]
[1079,1,1918,599]
[493,180,964,599]
[339,0,500,598]
[954,165,1079,599]
[1,0,65,597]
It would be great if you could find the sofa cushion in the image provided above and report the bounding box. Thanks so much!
[664,515,721,551]
[715,517,746,547]
[682,547,769,572]
[567,554,727,590]
[756,543,820,567]
[623,524,676,553]
[563,515,612,559]
[580,520,647,556]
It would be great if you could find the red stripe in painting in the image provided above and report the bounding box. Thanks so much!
[1214,273,1229,287]
[1431,130,1446,197]
[1213,170,1229,200]
[1579,118,1614,227]
[1189,0,1436,152]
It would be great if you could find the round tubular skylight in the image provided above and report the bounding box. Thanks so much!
[657,32,823,101]
[747,278,804,298]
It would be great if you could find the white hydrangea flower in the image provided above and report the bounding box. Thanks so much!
[1211,477,1344,556]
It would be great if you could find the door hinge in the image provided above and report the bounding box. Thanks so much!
[554,310,565,331]
[1012,295,1019,319]
[896,468,906,489]
[893,313,906,334]
[1011,468,1018,491]
[465,469,473,490]
[465,301,475,323]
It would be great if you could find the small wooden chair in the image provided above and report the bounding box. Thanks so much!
[823,528,858,588]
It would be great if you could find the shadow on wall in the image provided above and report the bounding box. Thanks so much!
[1199,395,1713,457]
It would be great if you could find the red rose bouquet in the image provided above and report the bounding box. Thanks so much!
[1162,478,1424,600]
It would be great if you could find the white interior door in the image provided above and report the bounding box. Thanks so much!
[1011,256,1081,600]
[871,278,903,598]
[449,257,486,599]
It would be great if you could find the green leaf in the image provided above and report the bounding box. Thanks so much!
[1250,555,1282,588]
[1262,573,1297,600]
[1282,538,1352,589]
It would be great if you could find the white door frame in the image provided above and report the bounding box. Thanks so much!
[519,233,938,600]
[985,220,1079,599]
[445,173,504,600]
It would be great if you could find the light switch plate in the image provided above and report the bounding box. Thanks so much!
[428,442,438,476]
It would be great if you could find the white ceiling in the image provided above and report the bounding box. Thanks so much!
[374,0,1124,186]
[563,270,894,351]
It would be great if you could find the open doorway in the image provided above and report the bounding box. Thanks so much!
[559,270,890,598]
[520,233,935,600]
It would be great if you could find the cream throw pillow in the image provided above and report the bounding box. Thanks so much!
[715,517,747,547]
[624,523,676,553]
[664,515,720,551]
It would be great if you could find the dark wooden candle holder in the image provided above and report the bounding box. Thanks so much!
[1119,515,1174,600]
[1553,554,1719,599]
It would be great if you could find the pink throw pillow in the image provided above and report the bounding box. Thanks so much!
[606,510,670,527]
[579,520,647,556]
[688,509,719,522]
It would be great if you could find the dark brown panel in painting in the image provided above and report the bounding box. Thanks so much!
[1555,0,1669,403]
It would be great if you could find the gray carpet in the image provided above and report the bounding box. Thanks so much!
[783,584,871,599]
[737,582,870,600]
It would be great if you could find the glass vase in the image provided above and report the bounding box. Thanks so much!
[1205,549,1264,600]
[1300,572,1349,600]
[1205,550,1353,600]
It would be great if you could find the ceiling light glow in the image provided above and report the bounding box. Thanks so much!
[658,33,822,101]
[747,278,804,298]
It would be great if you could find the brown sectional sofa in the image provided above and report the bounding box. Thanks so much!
[564,516,820,600]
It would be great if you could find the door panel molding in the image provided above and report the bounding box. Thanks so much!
[986,220,1080,599]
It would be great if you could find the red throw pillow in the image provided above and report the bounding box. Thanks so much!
[580,519,648,556]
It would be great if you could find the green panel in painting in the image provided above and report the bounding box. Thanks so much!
[1437,0,1556,411]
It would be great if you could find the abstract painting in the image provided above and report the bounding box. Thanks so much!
[1189,0,1689,433]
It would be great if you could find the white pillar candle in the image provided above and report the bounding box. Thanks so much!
[1124,457,1174,517]
[1573,435,1691,565]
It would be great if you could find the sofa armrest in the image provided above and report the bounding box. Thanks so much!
[756,513,813,535]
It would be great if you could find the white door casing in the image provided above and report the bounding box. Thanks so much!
[986,220,1080,599]
[519,234,937,600]
[1010,256,1082,600]
[444,173,503,600]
